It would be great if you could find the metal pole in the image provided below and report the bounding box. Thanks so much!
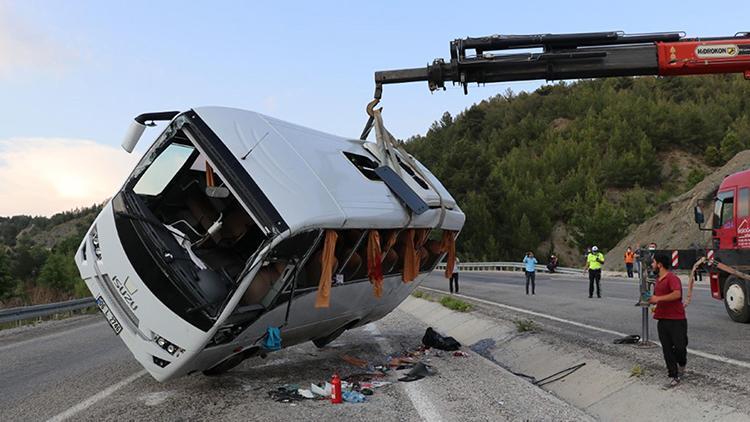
[637,259,649,343]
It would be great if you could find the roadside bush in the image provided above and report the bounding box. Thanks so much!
[514,319,540,333]
[439,296,472,312]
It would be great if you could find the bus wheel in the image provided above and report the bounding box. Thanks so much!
[312,320,359,348]
[312,326,347,348]
[203,347,258,376]
[724,277,750,323]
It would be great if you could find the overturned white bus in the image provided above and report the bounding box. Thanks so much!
[75,107,464,381]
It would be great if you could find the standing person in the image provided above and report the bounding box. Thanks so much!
[449,257,460,294]
[648,253,688,389]
[624,246,636,278]
[523,251,537,295]
[584,246,605,298]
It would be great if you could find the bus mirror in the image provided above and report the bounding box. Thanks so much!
[122,120,146,153]
[694,206,705,225]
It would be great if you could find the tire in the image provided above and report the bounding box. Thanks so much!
[312,326,347,348]
[723,277,750,323]
[202,347,259,376]
[312,319,360,348]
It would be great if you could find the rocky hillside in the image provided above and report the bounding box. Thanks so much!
[604,150,750,271]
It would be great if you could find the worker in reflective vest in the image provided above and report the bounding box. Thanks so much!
[624,246,636,278]
[584,246,605,298]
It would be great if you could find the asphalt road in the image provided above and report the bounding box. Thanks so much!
[4,270,749,421]
[421,271,750,364]
[0,306,586,422]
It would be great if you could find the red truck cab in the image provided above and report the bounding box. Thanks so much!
[713,169,750,250]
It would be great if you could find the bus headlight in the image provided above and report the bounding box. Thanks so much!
[90,227,102,260]
[153,334,184,356]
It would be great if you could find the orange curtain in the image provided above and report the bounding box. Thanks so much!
[367,230,384,298]
[205,162,215,187]
[402,229,418,283]
[314,230,339,308]
[384,230,398,254]
[440,230,457,279]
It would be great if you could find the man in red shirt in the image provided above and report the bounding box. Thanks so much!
[648,253,688,388]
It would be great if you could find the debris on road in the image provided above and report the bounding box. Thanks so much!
[265,335,473,404]
[342,390,366,403]
[398,362,433,382]
[341,354,370,368]
[422,327,461,351]
[268,385,306,403]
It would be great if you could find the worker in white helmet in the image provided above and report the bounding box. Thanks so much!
[584,245,605,298]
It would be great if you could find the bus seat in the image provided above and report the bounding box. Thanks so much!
[382,249,398,273]
[304,250,339,288]
[240,263,283,305]
[341,249,363,280]
[184,183,219,231]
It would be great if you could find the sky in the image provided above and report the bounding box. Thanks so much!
[0,0,748,216]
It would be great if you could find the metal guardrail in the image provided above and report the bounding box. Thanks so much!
[0,297,96,324]
[0,262,579,324]
[435,261,580,275]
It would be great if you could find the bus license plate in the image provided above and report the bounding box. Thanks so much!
[96,296,123,335]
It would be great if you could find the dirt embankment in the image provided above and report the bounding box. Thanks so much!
[604,150,750,271]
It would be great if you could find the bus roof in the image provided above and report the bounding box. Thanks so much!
[193,107,464,234]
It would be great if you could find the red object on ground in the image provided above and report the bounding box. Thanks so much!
[331,374,342,404]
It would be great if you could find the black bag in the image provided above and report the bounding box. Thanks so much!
[422,327,461,351]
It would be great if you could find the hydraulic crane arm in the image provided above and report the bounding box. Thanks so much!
[372,30,750,98]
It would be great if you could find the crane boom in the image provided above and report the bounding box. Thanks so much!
[372,30,750,98]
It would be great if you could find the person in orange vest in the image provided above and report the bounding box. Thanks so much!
[624,246,636,278]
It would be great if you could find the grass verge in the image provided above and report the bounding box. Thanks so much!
[439,296,473,312]
[514,318,540,333]
[630,364,644,378]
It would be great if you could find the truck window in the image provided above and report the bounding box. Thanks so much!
[739,188,750,218]
[714,190,735,229]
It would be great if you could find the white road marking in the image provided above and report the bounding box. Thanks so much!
[46,370,146,422]
[140,391,174,406]
[0,320,105,353]
[420,286,750,370]
[364,323,443,422]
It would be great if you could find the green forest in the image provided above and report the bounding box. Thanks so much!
[405,75,750,262]
[2,75,750,305]
[0,205,101,306]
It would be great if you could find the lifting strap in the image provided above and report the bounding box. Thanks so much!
[371,108,449,229]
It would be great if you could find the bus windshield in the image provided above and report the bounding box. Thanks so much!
[115,128,268,330]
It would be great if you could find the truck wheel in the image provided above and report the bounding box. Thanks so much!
[724,277,750,323]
